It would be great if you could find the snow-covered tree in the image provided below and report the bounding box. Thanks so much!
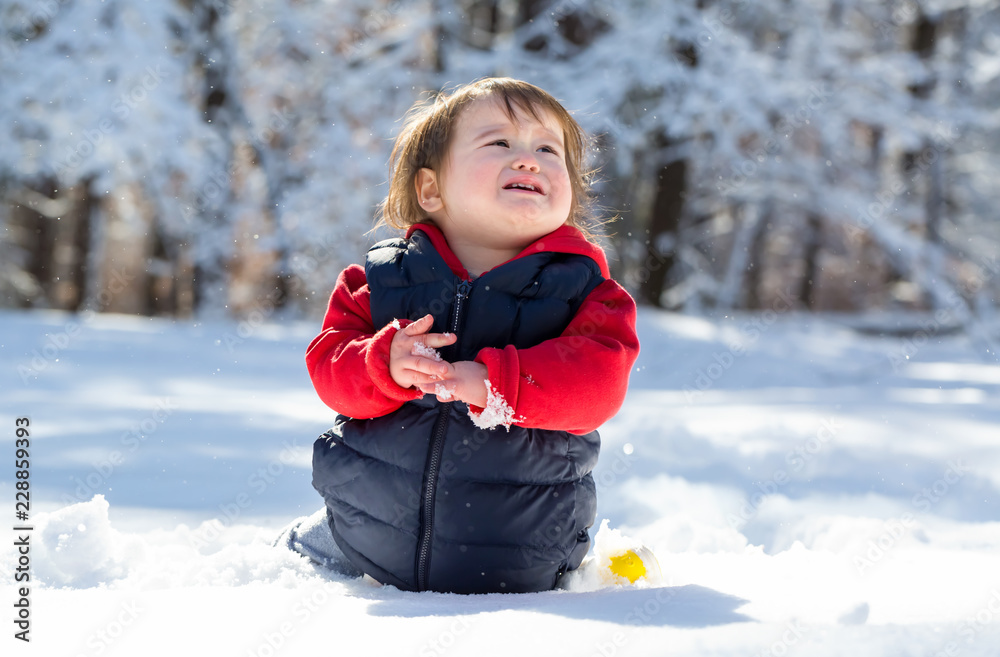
[1,0,997,331]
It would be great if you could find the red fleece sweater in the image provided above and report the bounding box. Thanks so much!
[305,223,640,435]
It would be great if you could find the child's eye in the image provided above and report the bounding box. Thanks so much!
[490,139,510,148]
[538,145,559,155]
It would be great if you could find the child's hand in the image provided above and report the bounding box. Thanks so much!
[389,314,457,389]
[418,360,488,408]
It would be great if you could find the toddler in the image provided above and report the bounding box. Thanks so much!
[283,77,639,593]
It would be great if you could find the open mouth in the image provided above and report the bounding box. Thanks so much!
[503,182,544,194]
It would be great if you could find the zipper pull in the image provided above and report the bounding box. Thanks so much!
[450,280,473,334]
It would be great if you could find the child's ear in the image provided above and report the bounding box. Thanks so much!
[415,168,444,213]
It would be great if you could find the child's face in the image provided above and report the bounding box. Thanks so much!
[416,99,573,260]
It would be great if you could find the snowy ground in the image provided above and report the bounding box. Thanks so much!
[2,306,999,656]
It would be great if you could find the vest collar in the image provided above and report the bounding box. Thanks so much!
[405,223,611,280]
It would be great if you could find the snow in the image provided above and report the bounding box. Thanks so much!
[563,520,664,590]
[468,380,521,431]
[413,341,443,362]
[433,384,455,401]
[2,307,1000,655]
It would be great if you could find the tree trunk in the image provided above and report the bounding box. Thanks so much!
[744,198,772,309]
[799,212,822,310]
[639,159,686,307]
[57,180,94,312]
[190,0,238,317]
[3,178,96,310]
[431,0,449,72]
[24,181,56,308]
[718,204,763,310]
[904,11,945,311]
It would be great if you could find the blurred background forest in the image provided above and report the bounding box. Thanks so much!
[1,0,998,328]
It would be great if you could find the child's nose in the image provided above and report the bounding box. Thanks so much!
[512,152,541,172]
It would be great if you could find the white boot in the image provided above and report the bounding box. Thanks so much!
[273,508,363,578]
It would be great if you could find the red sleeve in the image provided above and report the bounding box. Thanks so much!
[472,279,639,434]
[305,265,421,419]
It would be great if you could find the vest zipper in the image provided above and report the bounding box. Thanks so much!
[416,279,473,590]
[449,280,472,334]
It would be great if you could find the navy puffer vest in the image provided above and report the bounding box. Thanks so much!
[312,230,604,593]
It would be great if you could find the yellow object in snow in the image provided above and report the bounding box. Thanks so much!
[608,546,659,584]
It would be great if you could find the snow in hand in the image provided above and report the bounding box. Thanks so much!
[468,380,520,430]
[2,308,999,656]
[412,341,442,361]
[433,383,454,401]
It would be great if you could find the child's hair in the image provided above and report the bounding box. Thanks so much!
[378,77,597,238]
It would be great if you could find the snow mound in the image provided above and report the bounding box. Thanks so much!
[32,495,133,588]
[22,496,338,591]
